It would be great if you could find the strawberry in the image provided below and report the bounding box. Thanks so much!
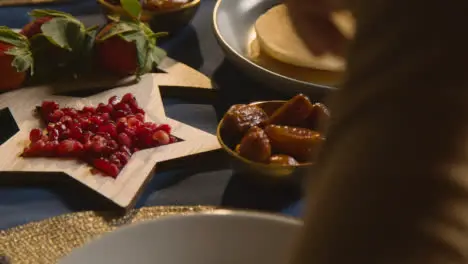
[21,9,97,81]
[95,17,167,78]
[20,16,53,39]
[0,27,33,90]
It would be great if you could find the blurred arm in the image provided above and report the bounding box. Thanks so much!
[294,0,468,263]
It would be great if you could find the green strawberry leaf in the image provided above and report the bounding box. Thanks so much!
[151,46,167,65]
[5,47,34,74]
[40,17,84,51]
[30,9,75,19]
[120,0,142,19]
[0,26,28,48]
[97,22,139,41]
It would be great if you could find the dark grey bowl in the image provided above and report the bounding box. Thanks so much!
[213,0,337,98]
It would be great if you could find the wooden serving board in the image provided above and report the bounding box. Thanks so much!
[0,72,220,209]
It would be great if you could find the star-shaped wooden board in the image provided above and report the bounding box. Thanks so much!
[0,74,220,209]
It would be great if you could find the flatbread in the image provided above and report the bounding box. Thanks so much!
[254,4,354,72]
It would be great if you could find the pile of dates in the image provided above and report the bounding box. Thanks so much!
[221,94,329,165]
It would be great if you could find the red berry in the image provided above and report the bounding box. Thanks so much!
[98,123,117,138]
[120,145,132,155]
[41,101,59,115]
[43,140,59,156]
[96,25,138,77]
[117,132,132,147]
[23,139,46,156]
[114,102,131,112]
[69,126,83,140]
[121,93,135,103]
[113,151,130,165]
[127,117,142,128]
[20,16,53,38]
[62,108,78,118]
[93,158,120,177]
[100,113,111,122]
[57,140,83,156]
[49,110,64,123]
[29,128,42,142]
[108,95,121,106]
[135,113,145,122]
[113,110,127,119]
[104,140,119,153]
[169,136,178,143]
[157,124,171,134]
[82,106,96,114]
[48,128,59,141]
[152,130,170,145]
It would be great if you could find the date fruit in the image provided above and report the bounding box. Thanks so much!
[265,125,323,162]
[269,154,299,166]
[302,103,330,133]
[238,126,271,163]
[266,94,314,126]
[222,104,268,137]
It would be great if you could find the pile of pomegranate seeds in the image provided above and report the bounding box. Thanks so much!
[22,93,176,178]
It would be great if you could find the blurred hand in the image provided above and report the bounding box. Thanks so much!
[285,0,350,56]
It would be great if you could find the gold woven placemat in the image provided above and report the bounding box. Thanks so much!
[0,206,216,264]
[0,0,63,7]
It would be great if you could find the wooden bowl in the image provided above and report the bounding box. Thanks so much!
[217,101,315,187]
[97,0,200,34]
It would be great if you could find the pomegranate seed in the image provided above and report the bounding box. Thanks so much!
[98,123,117,138]
[127,117,142,128]
[23,140,46,156]
[121,93,135,103]
[96,132,112,140]
[89,116,103,125]
[113,110,127,119]
[120,145,132,155]
[69,126,83,140]
[60,115,73,125]
[41,101,59,114]
[29,128,42,142]
[134,108,145,115]
[82,106,96,114]
[62,108,78,118]
[153,130,170,145]
[44,140,59,156]
[113,151,130,165]
[157,124,171,134]
[49,110,64,122]
[117,133,132,147]
[109,154,123,168]
[88,123,99,133]
[108,96,120,106]
[57,140,83,156]
[123,127,136,137]
[26,94,173,178]
[105,140,119,153]
[114,102,131,112]
[93,158,119,177]
[48,128,59,141]
[135,113,145,122]
[100,113,110,122]
[96,103,113,113]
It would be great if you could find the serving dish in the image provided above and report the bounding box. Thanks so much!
[98,0,201,34]
[217,99,320,186]
[0,73,219,209]
[59,210,302,264]
[213,0,338,98]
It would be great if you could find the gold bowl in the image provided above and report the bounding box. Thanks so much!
[217,101,315,186]
[97,0,201,34]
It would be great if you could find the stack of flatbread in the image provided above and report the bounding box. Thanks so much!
[249,4,355,85]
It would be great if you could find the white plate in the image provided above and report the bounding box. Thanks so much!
[60,210,302,264]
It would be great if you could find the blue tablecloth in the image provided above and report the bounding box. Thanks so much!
[0,0,303,231]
